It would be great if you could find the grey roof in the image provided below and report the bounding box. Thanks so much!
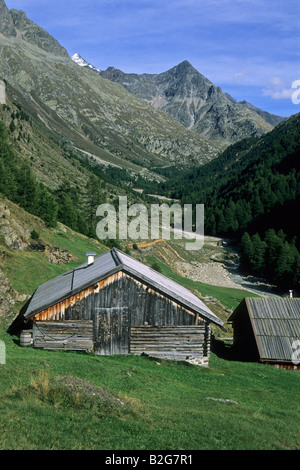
[230,297,300,362]
[23,248,224,328]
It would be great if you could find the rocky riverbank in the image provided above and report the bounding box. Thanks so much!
[174,259,245,290]
[173,236,282,297]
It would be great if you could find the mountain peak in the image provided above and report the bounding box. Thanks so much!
[72,53,101,73]
[0,1,68,57]
[95,60,277,142]
[10,8,69,57]
[171,60,197,74]
[167,60,213,87]
[0,0,16,37]
[178,60,193,68]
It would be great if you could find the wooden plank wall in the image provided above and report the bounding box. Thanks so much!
[33,321,93,351]
[33,284,98,321]
[94,307,129,356]
[130,325,210,362]
[33,272,199,326]
[95,272,198,327]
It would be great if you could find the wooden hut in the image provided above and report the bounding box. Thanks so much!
[17,249,224,365]
[228,297,300,369]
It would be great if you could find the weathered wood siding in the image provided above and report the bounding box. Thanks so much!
[33,320,93,351]
[130,325,211,362]
[31,271,210,360]
[33,272,197,325]
[94,307,129,355]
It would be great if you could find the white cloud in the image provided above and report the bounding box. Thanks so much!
[233,69,250,83]
[262,77,294,100]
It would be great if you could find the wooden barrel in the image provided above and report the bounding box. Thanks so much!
[20,331,32,347]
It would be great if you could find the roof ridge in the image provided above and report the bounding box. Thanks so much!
[111,247,123,266]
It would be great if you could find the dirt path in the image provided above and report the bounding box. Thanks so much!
[127,239,164,249]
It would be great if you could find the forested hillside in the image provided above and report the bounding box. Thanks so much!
[1,94,299,290]
[0,102,148,241]
[153,113,300,289]
[0,116,58,227]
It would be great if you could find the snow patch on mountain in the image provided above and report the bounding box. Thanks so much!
[72,53,101,73]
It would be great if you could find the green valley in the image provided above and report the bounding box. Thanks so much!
[0,0,299,452]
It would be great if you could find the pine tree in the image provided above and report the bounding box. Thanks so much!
[227,200,239,233]
[16,161,39,214]
[291,250,300,289]
[239,232,253,271]
[264,229,283,280]
[37,184,58,227]
[55,182,80,231]
[215,207,226,234]
[275,241,292,285]
[9,120,16,133]
[251,189,264,219]
[250,233,266,274]
[85,175,106,237]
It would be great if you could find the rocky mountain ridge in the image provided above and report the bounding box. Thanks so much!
[0,1,68,57]
[73,55,285,143]
[237,100,285,127]
[0,0,224,179]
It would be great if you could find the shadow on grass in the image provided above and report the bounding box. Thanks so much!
[211,335,236,361]
[211,335,259,364]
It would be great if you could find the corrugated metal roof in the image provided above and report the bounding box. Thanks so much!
[24,248,224,328]
[246,298,300,362]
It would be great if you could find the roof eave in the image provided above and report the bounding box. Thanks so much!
[23,264,123,320]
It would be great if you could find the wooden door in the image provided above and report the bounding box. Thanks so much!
[94,307,129,355]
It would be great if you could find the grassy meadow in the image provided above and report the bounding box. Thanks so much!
[0,332,299,451]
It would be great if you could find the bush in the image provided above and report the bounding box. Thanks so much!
[152,261,162,273]
[31,229,40,241]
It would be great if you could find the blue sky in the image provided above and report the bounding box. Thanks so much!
[5,0,300,117]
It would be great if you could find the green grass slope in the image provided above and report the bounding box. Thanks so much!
[0,334,299,450]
